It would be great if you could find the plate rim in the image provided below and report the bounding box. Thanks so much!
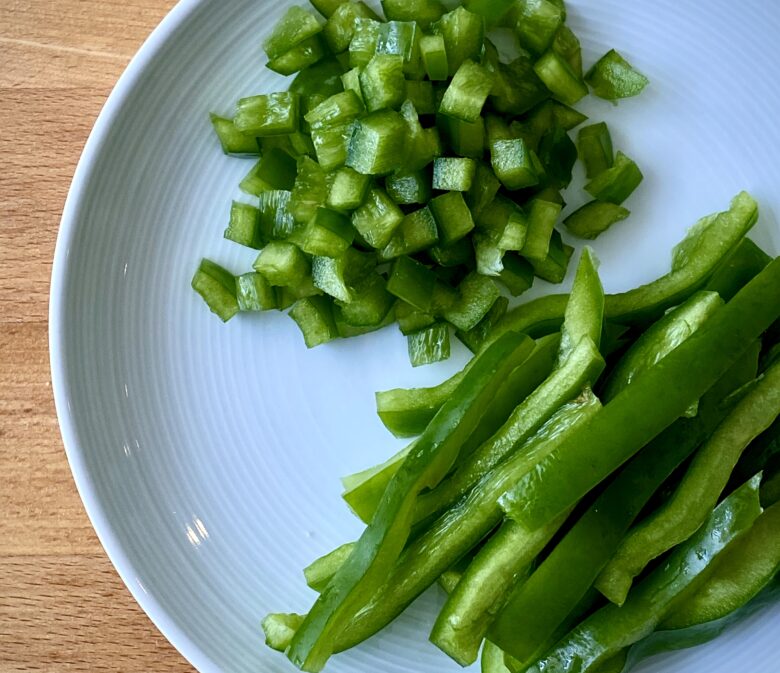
[48,1,220,670]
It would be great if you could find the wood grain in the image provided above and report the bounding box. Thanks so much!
[0,2,194,671]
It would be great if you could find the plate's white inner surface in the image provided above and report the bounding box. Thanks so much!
[54,1,780,671]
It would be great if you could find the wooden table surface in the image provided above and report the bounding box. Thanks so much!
[0,2,196,671]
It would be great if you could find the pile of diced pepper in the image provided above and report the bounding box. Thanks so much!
[261,189,780,673]
[193,0,649,367]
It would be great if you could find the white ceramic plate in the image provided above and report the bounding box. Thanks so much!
[51,1,780,672]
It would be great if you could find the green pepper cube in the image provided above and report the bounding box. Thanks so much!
[266,35,327,76]
[253,241,310,286]
[432,6,485,76]
[312,255,354,302]
[466,162,501,218]
[341,68,364,102]
[310,0,345,19]
[386,169,432,205]
[290,157,330,224]
[586,49,649,100]
[346,109,406,175]
[234,92,300,136]
[336,273,395,327]
[239,159,272,196]
[376,20,418,62]
[522,198,562,262]
[396,299,436,335]
[474,231,505,277]
[500,253,535,295]
[578,121,614,179]
[288,295,338,347]
[455,295,509,353]
[464,0,515,22]
[349,18,381,68]
[402,101,441,169]
[404,80,436,115]
[381,0,446,28]
[258,190,295,240]
[534,51,588,106]
[263,6,323,61]
[323,2,379,54]
[477,194,526,247]
[490,138,539,190]
[514,0,563,54]
[552,24,583,77]
[224,201,262,249]
[306,91,365,170]
[529,228,573,283]
[420,34,448,80]
[301,207,355,256]
[359,54,405,112]
[443,271,500,331]
[584,151,643,204]
[289,57,344,98]
[327,166,371,211]
[564,201,630,240]
[429,191,475,246]
[236,272,277,311]
[351,187,405,248]
[191,259,239,322]
[428,237,474,267]
[439,60,495,122]
[442,116,485,159]
[387,255,437,312]
[380,206,439,260]
[408,323,451,367]
[209,114,259,155]
[433,157,476,192]
[254,147,298,191]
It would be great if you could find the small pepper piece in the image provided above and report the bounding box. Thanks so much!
[209,114,259,155]
[263,6,323,61]
[584,151,643,204]
[234,92,300,136]
[420,34,449,80]
[351,187,405,248]
[564,201,629,239]
[533,50,588,106]
[578,121,614,179]
[586,49,649,100]
[289,295,338,347]
[407,322,451,366]
[429,191,476,246]
[191,259,239,322]
[433,157,477,192]
[359,54,405,112]
[346,110,407,175]
[439,60,496,122]
[514,0,564,54]
[432,6,485,76]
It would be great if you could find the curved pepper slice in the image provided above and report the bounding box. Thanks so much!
[525,476,763,673]
[491,192,759,342]
[414,336,605,522]
[663,498,780,630]
[286,331,533,671]
[596,357,780,606]
[349,335,557,523]
[602,290,723,405]
[334,391,602,653]
[487,340,759,668]
[502,255,780,534]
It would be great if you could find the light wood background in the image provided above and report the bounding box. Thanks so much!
[0,2,195,671]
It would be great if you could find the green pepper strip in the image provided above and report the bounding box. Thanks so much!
[334,392,602,653]
[347,334,557,524]
[375,369,467,438]
[501,255,780,534]
[602,290,723,405]
[621,579,780,673]
[286,331,533,671]
[413,336,605,522]
[662,498,780,630]
[482,640,512,673]
[489,340,760,667]
[490,192,758,342]
[559,247,604,363]
[704,236,771,301]
[524,476,763,673]
[596,358,780,605]
[431,511,571,665]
